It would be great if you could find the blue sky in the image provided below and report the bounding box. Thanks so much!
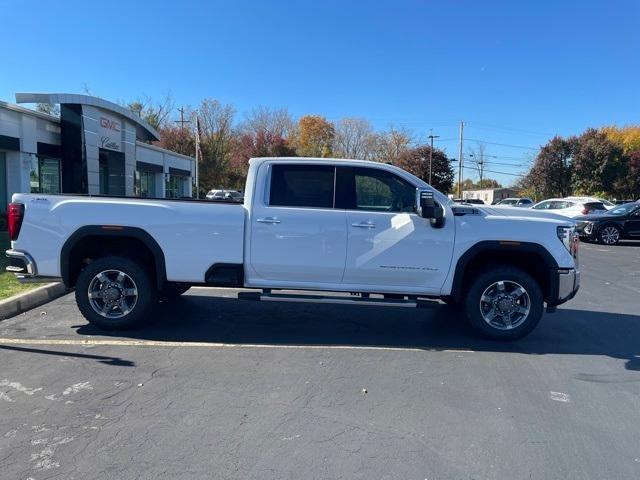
[2,0,638,185]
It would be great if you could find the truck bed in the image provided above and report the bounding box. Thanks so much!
[11,193,246,283]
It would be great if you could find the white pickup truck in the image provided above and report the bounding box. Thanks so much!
[6,157,580,340]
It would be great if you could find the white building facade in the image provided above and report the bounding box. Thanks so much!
[1,93,195,215]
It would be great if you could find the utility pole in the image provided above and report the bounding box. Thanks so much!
[175,107,190,131]
[194,113,201,198]
[457,121,464,198]
[427,129,440,185]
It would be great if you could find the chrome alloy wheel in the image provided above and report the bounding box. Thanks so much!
[87,270,138,318]
[479,280,531,331]
[600,226,620,245]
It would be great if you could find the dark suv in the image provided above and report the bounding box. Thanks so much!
[575,202,640,245]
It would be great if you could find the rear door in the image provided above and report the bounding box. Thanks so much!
[337,166,455,292]
[249,163,347,284]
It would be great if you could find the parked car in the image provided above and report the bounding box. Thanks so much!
[6,157,580,341]
[206,189,244,203]
[564,196,614,210]
[575,202,640,245]
[495,198,534,207]
[531,198,607,218]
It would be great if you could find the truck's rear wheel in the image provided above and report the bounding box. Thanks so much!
[75,256,157,330]
[464,266,543,340]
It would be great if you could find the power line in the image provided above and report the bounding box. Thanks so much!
[481,168,526,177]
[464,138,541,150]
[466,121,556,137]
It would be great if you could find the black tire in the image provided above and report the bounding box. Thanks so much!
[75,255,158,330]
[598,225,621,245]
[160,283,191,300]
[464,266,544,341]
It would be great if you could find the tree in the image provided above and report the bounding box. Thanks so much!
[332,117,376,159]
[571,129,624,195]
[396,145,455,193]
[196,99,236,191]
[127,93,174,130]
[229,130,297,187]
[462,178,501,190]
[521,136,572,199]
[296,115,335,157]
[36,103,60,116]
[613,150,640,199]
[468,143,487,188]
[241,106,296,140]
[157,126,195,157]
[370,126,413,164]
[602,125,640,153]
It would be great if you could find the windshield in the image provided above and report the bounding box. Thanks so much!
[608,203,638,216]
[500,199,517,205]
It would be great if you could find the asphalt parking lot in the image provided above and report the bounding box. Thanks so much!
[1,241,639,480]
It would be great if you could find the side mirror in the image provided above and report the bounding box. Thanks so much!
[416,189,445,228]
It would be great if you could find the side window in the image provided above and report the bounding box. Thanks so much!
[352,168,415,213]
[269,164,335,208]
[533,201,550,210]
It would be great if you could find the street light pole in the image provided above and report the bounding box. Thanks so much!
[427,129,440,185]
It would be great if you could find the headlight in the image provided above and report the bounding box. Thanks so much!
[557,225,579,259]
[584,222,593,234]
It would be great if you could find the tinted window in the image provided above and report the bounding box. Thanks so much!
[348,168,415,212]
[518,199,532,205]
[269,164,335,208]
[584,202,605,211]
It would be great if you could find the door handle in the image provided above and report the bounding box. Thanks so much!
[351,222,376,229]
[257,217,281,224]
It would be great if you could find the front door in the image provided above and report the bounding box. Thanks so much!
[0,152,7,214]
[625,206,640,237]
[338,166,455,292]
[249,163,347,285]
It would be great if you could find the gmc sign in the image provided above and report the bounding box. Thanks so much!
[100,117,120,132]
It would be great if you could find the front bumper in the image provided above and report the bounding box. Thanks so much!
[547,267,580,311]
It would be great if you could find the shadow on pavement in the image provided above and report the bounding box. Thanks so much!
[0,344,135,366]
[76,295,640,372]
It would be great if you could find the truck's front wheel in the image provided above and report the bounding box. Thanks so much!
[75,256,157,330]
[464,266,543,340]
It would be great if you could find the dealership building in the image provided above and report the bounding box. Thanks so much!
[0,93,195,214]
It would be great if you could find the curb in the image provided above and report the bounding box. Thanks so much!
[0,283,69,320]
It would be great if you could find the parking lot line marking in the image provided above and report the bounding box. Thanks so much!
[0,337,475,353]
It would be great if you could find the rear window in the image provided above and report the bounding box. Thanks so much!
[269,164,335,208]
[585,202,605,210]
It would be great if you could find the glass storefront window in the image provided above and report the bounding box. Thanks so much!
[30,156,61,194]
[166,174,186,198]
[135,170,156,198]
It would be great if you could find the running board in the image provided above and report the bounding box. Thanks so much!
[238,291,438,308]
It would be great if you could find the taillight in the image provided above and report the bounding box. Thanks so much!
[7,203,25,241]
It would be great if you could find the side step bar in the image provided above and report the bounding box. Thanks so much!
[238,291,439,308]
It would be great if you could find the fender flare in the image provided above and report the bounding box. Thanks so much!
[60,225,167,289]
[450,240,559,303]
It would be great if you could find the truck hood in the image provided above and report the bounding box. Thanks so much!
[464,204,575,225]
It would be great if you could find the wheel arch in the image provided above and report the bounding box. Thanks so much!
[61,226,167,289]
[450,241,559,304]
